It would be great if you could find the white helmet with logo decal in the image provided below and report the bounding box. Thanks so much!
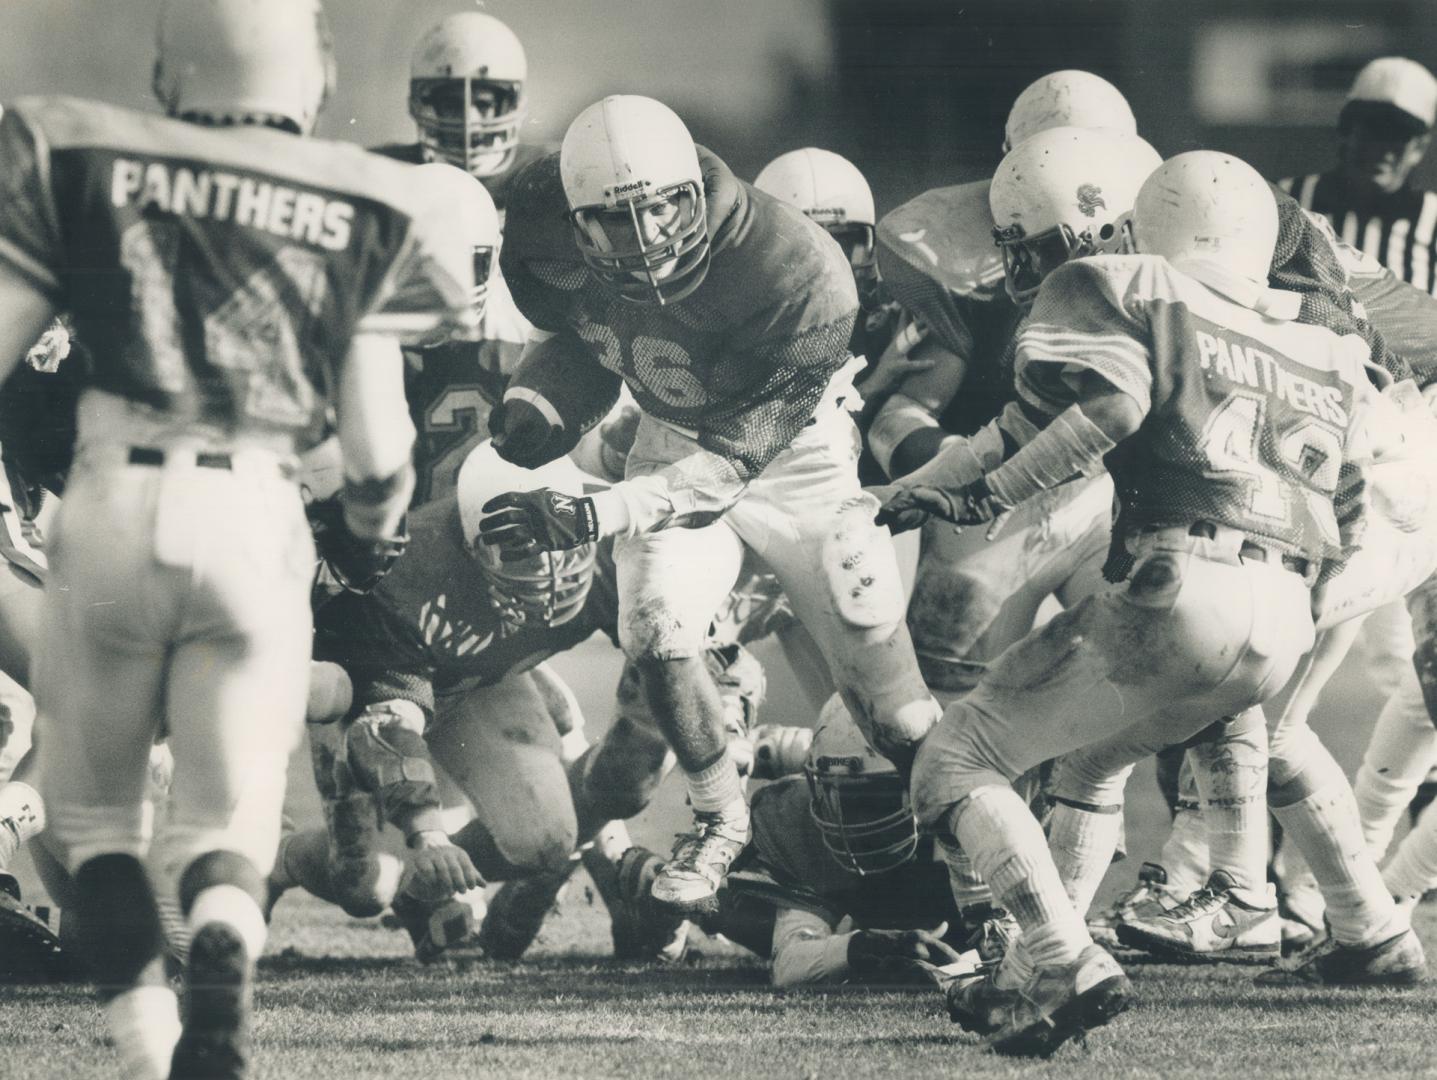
[560,95,709,306]
[411,163,500,324]
[805,694,918,876]
[154,0,335,136]
[457,442,596,629]
[755,147,876,291]
[1003,69,1137,153]
[1130,151,1278,286]
[409,12,527,179]
[989,125,1161,303]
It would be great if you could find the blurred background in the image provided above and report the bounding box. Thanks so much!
[1,0,1436,220]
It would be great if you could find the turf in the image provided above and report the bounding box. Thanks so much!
[4,637,1432,1077]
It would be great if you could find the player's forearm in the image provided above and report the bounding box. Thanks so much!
[980,395,1134,509]
[891,400,1040,490]
[771,907,853,987]
[589,447,748,537]
[337,333,416,540]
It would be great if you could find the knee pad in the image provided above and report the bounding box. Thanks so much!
[344,701,438,830]
[820,495,906,631]
[621,600,705,661]
[72,853,165,992]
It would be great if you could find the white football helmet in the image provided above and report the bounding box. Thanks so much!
[755,147,876,288]
[409,12,527,179]
[411,163,500,323]
[457,442,597,629]
[560,96,709,306]
[1003,69,1137,153]
[805,694,918,876]
[153,0,335,135]
[1130,151,1278,285]
[989,126,1161,303]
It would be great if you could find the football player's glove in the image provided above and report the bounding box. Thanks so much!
[478,488,600,562]
[874,480,1007,532]
[848,924,964,984]
[309,496,410,593]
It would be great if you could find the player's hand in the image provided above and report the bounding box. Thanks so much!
[872,485,959,532]
[406,833,483,900]
[847,925,965,982]
[489,397,565,468]
[478,488,600,561]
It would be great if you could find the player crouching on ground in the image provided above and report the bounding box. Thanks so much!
[877,151,1381,1055]
[620,695,1006,988]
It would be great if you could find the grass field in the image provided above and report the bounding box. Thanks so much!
[3,636,1434,1079]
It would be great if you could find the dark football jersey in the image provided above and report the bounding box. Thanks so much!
[501,147,859,480]
[313,493,618,718]
[748,779,957,930]
[403,343,510,505]
[1016,256,1371,568]
[0,97,475,444]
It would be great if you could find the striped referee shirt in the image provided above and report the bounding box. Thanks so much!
[1280,172,1437,294]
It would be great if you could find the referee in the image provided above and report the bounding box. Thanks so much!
[1280,56,1437,292]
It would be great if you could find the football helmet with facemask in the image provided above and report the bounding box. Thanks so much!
[989,126,1161,304]
[560,96,709,305]
[153,0,335,135]
[457,441,596,630]
[805,694,919,876]
[410,163,500,329]
[755,147,878,303]
[409,12,527,179]
[1003,69,1137,153]
[1130,151,1279,286]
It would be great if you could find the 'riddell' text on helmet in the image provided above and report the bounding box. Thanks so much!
[989,126,1161,304]
[561,96,710,306]
[755,147,877,293]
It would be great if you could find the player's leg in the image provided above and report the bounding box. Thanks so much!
[159,463,314,1077]
[33,465,177,1079]
[614,514,748,913]
[1354,666,1437,858]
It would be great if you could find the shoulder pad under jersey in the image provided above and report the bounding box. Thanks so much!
[877,179,1006,298]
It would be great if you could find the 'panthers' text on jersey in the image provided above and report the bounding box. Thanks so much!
[501,147,859,480]
[314,493,618,720]
[875,180,1024,436]
[0,97,476,445]
[1015,256,1371,569]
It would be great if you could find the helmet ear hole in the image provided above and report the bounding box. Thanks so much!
[1099,223,1115,240]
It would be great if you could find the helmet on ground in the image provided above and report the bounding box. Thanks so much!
[153,0,335,135]
[805,694,918,876]
[560,95,709,306]
[755,147,876,291]
[1130,151,1278,285]
[457,442,597,630]
[411,163,500,323]
[409,12,527,178]
[989,126,1161,303]
[1003,69,1137,153]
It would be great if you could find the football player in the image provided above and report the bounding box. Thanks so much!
[0,2,479,1077]
[879,152,1379,1054]
[621,695,1000,988]
[372,11,543,503]
[481,95,941,917]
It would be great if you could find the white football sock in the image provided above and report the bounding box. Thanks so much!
[1157,804,1209,897]
[685,754,748,824]
[189,884,268,960]
[1384,799,1437,902]
[0,781,44,870]
[937,836,993,911]
[1189,711,1268,893]
[1046,801,1124,919]
[1354,668,1437,861]
[1270,737,1404,947]
[950,785,1088,969]
[105,982,181,1080]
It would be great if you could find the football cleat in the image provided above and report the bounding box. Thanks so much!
[1116,869,1279,964]
[1087,862,1184,949]
[954,902,1020,964]
[477,869,570,961]
[1255,927,1427,987]
[611,847,690,963]
[169,922,252,1080]
[390,890,475,965]
[0,872,64,982]
[987,944,1134,1058]
[945,966,1019,1035]
[651,810,750,916]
